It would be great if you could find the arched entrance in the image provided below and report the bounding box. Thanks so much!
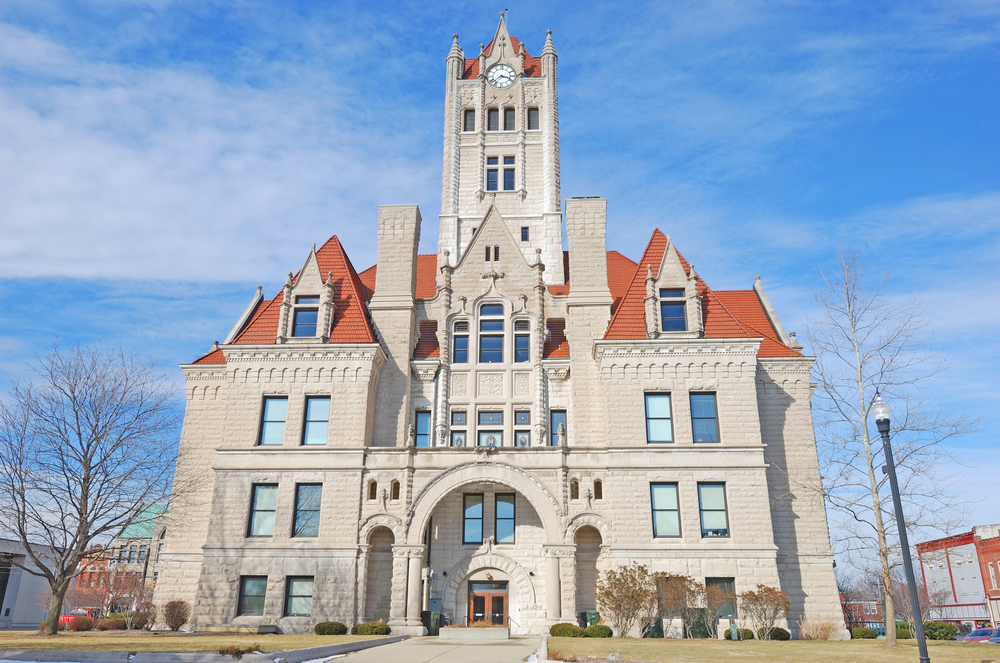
[575,526,602,615]
[365,527,394,622]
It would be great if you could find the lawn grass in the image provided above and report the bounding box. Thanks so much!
[548,636,997,663]
[0,630,379,653]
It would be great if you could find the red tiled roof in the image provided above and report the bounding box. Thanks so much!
[225,235,376,351]
[603,229,669,340]
[545,251,637,308]
[358,255,438,301]
[602,229,801,358]
[463,35,541,79]
[192,347,226,365]
[414,320,440,359]
[543,319,569,358]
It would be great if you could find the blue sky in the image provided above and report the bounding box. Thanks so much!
[0,2,997,537]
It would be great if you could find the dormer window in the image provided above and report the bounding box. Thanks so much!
[659,289,686,332]
[293,295,320,337]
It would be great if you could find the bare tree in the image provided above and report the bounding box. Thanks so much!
[596,564,658,638]
[806,249,979,646]
[0,343,179,634]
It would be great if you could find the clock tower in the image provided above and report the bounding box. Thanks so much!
[438,16,564,284]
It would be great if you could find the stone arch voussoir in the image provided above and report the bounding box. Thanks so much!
[360,513,403,544]
[565,512,611,545]
[442,551,536,606]
[406,461,563,545]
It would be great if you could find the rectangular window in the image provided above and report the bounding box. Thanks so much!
[454,335,468,363]
[479,315,503,362]
[258,397,287,446]
[514,334,529,362]
[451,431,467,447]
[248,484,278,537]
[659,288,686,332]
[118,547,127,562]
[478,431,502,447]
[128,545,136,563]
[514,431,530,447]
[515,410,530,425]
[292,308,318,337]
[989,562,997,589]
[480,304,504,316]
[487,108,499,131]
[237,576,267,616]
[521,226,529,242]
[645,394,673,443]
[698,483,730,537]
[138,545,147,562]
[464,109,475,132]
[415,411,431,448]
[284,576,314,616]
[487,169,498,191]
[504,168,515,191]
[479,411,503,425]
[495,493,515,544]
[504,107,515,130]
[527,107,539,130]
[550,409,566,446]
[650,483,680,537]
[302,396,330,445]
[706,577,736,618]
[452,411,467,425]
[292,484,321,537]
[690,393,719,443]
[463,494,484,544]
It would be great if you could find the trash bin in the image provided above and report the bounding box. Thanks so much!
[421,610,440,636]
[585,611,600,627]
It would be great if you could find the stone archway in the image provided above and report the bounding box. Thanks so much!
[441,551,538,632]
[565,512,612,545]
[575,526,602,614]
[406,461,563,545]
[364,526,394,622]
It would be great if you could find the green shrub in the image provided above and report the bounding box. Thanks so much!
[757,626,790,641]
[584,624,613,638]
[315,621,348,635]
[851,627,878,639]
[96,618,126,631]
[724,628,755,640]
[549,622,585,637]
[923,621,958,640]
[350,622,391,635]
[896,626,911,640]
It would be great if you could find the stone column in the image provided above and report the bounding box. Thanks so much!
[406,548,425,627]
[545,549,561,624]
[560,548,577,621]
[355,544,370,625]
[388,547,409,627]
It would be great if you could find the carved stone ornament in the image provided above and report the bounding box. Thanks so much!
[478,373,504,397]
[406,424,416,447]
[452,373,469,396]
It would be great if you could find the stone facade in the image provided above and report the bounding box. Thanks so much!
[153,17,846,638]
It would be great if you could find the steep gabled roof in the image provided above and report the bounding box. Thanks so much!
[463,35,541,79]
[602,229,801,358]
[190,235,375,363]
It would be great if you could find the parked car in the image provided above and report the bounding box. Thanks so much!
[965,628,999,642]
[988,633,1000,644]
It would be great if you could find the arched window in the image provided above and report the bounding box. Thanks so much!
[570,480,579,501]
[368,481,378,501]
[593,480,603,500]
[390,480,400,501]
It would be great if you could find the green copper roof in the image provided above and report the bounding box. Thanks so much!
[118,503,168,540]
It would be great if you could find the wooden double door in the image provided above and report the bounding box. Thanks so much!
[468,580,508,626]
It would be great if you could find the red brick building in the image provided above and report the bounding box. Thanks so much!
[916,524,1000,629]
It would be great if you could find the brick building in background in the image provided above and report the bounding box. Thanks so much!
[917,524,1000,630]
[151,17,847,637]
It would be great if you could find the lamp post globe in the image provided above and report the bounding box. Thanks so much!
[872,395,890,426]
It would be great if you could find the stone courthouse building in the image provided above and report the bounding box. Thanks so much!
[153,18,846,637]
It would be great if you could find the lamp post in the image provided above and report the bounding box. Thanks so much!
[872,395,930,663]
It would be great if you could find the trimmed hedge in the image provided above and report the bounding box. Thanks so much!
[96,618,127,631]
[724,628,755,640]
[851,627,878,639]
[549,623,585,638]
[351,622,391,635]
[896,627,911,640]
[315,621,348,635]
[584,624,613,638]
[758,627,790,641]
[70,616,95,631]
[923,621,958,640]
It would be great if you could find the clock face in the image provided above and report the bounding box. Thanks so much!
[486,64,516,89]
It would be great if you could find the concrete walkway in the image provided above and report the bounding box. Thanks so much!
[341,636,540,663]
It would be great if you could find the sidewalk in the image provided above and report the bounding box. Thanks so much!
[340,636,540,663]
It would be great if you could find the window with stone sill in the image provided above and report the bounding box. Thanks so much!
[495,493,515,544]
[593,479,603,500]
[284,576,314,617]
[479,304,504,363]
[453,321,469,363]
[645,393,673,443]
[390,480,400,501]
[463,109,476,132]
[487,108,499,131]
[237,576,267,616]
[463,494,484,544]
[258,396,287,446]
[570,480,579,500]
[650,482,680,538]
[659,288,686,332]
[248,484,278,537]
[292,295,321,337]
[292,484,321,537]
[527,107,539,130]
[698,483,730,538]
[367,480,377,501]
